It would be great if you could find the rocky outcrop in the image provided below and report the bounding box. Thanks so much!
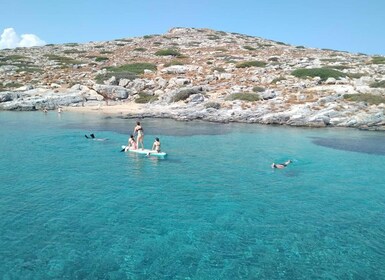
[91,85,131,100]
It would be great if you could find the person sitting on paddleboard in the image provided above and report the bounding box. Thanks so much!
[152,137,161,153]
[271,160,292,169]
[125,135,137,151]
[134,121,144,150]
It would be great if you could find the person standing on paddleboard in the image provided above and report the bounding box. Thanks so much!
[134,121,144,150]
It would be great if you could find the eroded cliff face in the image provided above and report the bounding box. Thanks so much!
[1,27,384,129]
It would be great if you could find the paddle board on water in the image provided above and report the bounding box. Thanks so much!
[121,146,167,157]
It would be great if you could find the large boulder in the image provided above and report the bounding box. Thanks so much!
[92,85,131,100]
[0,91,20,103]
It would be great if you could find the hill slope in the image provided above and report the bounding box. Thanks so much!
[1,27,385,129]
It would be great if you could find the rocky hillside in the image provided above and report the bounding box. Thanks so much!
[1,27,385,129]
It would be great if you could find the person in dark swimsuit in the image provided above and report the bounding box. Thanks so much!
[271,160,292,169]
[134,122,144,149]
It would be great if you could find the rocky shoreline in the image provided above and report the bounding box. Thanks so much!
[1,27,384,130]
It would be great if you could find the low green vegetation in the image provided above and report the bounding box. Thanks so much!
[271,77,286,84]
[370,80,385,88]
[155,49,182,57]
[1,82,23,89]
[370,56,385,64]
[4,55,28,61]
[45,54,83,65]
[291,68,346,81]
[207,35,220,40]
[243,46,256,51]
[204,102,221,109]
[63,49,86,54]
[252,86,265,92]
[164,60,184,67]
[143,34,158,39]
[236,60,267,68]
[133,47,147,52]
[135,92,158,103]
[16,66,42,73]
[106,63,157,74]
[64,43,79,46]
[95,56,109,62]
[188,41,201,47]
[276,41,288,46]
[296,46,305,49]
[226,92,260,101]
[100,51,113,54]
[327,65,351,70]
[95,63,157,84]
[320,58,339,63]
[116,39,133,43]
[343,94,385,105]
[213,67,225,73]
[216,31,227,36]
[321,48,338,52]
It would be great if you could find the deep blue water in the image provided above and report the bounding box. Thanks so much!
[1,111,385,279]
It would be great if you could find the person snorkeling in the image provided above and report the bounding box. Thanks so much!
[271,160,292,169]
[85,133,108,141]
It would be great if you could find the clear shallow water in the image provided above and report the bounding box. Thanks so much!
[1,111,385,279]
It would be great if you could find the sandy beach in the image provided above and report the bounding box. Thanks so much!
[63,102,147,116]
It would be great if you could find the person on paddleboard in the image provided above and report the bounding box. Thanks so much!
[125,135,137,151]
[152,137,161,153]
[134,121,144,150]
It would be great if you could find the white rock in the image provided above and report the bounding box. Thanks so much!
[325,78,336,84]
[51,83,61,88]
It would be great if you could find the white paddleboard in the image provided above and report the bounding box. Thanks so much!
[121,146,167,157]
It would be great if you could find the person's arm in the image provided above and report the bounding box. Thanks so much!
[152,142,155,150]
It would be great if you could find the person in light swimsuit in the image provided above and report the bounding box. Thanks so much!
[271,160,292,169]
[125,135,137,151]
[152,137,161,153]
[134,121,144,149]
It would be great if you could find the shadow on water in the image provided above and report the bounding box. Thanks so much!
[283,170,301,177]
[311,135,385,156]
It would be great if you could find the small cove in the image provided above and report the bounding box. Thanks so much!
[1,111,385,279]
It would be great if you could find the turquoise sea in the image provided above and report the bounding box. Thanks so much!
[1,111,385,279]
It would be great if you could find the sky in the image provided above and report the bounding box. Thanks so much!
[0,0,384,55]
